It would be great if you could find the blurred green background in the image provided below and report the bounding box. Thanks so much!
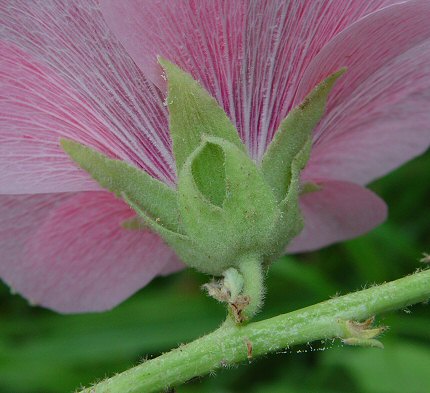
[1,152,429,393]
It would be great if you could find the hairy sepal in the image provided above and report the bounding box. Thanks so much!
[260,69,346,247]
[60,139,180,233]
[261,69,346,202]
[122,193,212,268]
[159,58,245,172]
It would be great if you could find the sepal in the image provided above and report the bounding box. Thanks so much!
[60,139,181,233]
[260,69,346,247]
[160,58,245,172]
[261,69,346,202]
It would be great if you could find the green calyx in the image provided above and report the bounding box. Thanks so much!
[177,135,281,274]
[61,60,344,281]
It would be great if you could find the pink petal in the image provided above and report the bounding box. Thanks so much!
[0,0,174,194]
[157,258,186,277]
[0,192,179,313]
[299,1,430,185]
[288,180,387,253]
[101,0,397,159]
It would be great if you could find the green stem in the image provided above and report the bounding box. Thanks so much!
[80,269,430,393]
[238,253,265,319]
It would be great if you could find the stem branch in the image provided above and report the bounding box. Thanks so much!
[80,269,430,393]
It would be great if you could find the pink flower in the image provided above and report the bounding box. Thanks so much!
[1,1,429,313]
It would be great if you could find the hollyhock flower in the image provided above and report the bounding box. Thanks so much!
[1,0,429,313]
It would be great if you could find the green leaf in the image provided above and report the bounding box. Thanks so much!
[159,58,245,171]
[60,139,180,232]
[261,69,346,202]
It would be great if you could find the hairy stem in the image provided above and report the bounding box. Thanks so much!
[80,269,430,393]
[238,253,265,319]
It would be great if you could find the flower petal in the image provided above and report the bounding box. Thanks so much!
[288,180,387,253]
[101,0,398,159]
[299,1,430,185]
[0,192,179,313]
[0,0,174,194]
[158,258,186,277]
